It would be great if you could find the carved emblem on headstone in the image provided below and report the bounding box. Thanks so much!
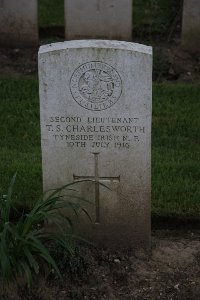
[70,61,122,111]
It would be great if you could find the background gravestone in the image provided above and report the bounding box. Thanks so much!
[65,0,132,41]
[182,0,200,52]
[39,40,152,249]
[0,0,38,48]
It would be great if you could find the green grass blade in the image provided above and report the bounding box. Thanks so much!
[28,235,62,279]
[23,247,39,275]
[18,260,32,288]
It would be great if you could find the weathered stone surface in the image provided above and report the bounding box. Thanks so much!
[39,40,152,249]
[65,0,132,41]
[0,0,38,48]
[182,0,200,52]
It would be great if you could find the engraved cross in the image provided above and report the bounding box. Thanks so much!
[73,153,120,224]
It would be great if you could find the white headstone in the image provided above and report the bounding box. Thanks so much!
[0,0,38,47]
[182,0,200,52]
[39,40,152,249]
[65,0,132,41]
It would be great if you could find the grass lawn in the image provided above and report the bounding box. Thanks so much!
[152,84,200,217]
[39,0,64,28]
[0,77,199,218]
[0,77,42,208]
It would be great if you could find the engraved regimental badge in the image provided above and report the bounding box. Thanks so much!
[70,61,122,111]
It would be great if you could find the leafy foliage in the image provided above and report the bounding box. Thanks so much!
[0,173,91,287]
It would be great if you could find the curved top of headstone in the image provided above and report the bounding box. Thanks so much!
[39,40,152,56]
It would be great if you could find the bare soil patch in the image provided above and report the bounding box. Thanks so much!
[153,42,200,83]
[0,38,200,83]
[1,230,200,300]
[0,48,37,76]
